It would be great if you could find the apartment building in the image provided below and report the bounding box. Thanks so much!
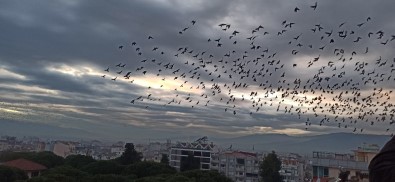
[211,150,260,182]
[310,143,379,182]
[279,153,305,182]
[169,137,215,171]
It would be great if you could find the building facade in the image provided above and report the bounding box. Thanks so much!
[310,143,379,182]
[211,150,260,182]
[169,138,215,171]
[279,153,304,182]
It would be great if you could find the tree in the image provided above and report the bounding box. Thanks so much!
[122,161,176,178]
[40,165,88,181]
[65,155,96,169]
[160,154,169,165]
[180,170,233,182]
[117,143,142,165]
[82,161,124,175]
[260,151,282,182]
[338,169,350,182]
[83,174,135,182]
[0,166,28,182]
[180,153,200,172]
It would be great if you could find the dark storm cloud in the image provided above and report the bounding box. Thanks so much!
[1,0,395,139]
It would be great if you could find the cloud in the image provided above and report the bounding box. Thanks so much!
[0,0,394,140]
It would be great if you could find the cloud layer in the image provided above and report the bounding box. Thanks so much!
[1,0,395,140]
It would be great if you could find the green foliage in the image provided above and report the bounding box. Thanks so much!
[134,176,167,182]
[82,174,135,182]
[0,165,28,182]
[40,165,88,181]
[117,143,142,165]
[180,153,200,172]
[180,170,233,182]
[82,160,124,175]
[64,155,96,169]
[338,170,350,182]
[0,151,231,182]
[160,154,169,165]
[28,173,75,182]
[0,151,64,168]
[164,175,194,182]
[122,161,176,178]
[260,151,282,182]
[32,151,65,168]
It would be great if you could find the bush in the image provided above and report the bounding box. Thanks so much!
[28,173,75,182]
[40,166,88,181]
[82,160,124,175]
[0,166,28,182]
[181,170,233,182]
[122,161,176,178]
[64,155,96,169]
[82,174,135,182]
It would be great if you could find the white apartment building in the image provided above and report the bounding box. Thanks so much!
[211,150,260,182]
[279,153,304,182]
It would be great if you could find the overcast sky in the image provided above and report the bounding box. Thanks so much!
[1,0,395,141]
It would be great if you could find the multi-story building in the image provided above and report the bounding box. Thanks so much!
[170,137,215,171]
[51,141,76,158]
[0,139,10,151]
[309,143,379,182]
[352,143,380,164]
[279,153,304,182]
[142,140,172,162]
[211,150,260,182]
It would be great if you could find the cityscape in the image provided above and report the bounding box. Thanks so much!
[1,0,395,181]
[0,134,383,181]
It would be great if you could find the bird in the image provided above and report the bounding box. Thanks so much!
[99,6,395,136]
[310,2,317,10]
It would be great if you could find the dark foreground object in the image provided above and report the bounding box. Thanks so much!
[369,136,395,182]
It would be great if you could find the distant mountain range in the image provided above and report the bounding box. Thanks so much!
[211,133,391,155]
[1,119,391,155]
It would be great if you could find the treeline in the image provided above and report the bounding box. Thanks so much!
[0,143,232,182]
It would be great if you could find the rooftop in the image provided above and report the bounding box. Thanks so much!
[2,158,47,171]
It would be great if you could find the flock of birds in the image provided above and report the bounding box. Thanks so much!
[101,2,395,135]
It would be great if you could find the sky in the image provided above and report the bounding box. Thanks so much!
[1,0,395,141]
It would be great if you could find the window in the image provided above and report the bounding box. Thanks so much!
[31,171,39,177]
[202,164,210,169]
[313,166,329,177]
[181,150,190,155]
[201,158,210,163]
[236,158,245,165]
[194,151,202,156]
[246,173,258,177]
[202,152,210,157]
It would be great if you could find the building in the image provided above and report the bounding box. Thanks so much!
[352,143,380,164]
[51,141,76,158]
[142,140,172,162]
[2,158,47,178]
[279,153,304,182]
[309,143,379,182]
[211,150,260,182]
[0,139,10,151]
[110,141,125,159]
[170,137,215,171]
